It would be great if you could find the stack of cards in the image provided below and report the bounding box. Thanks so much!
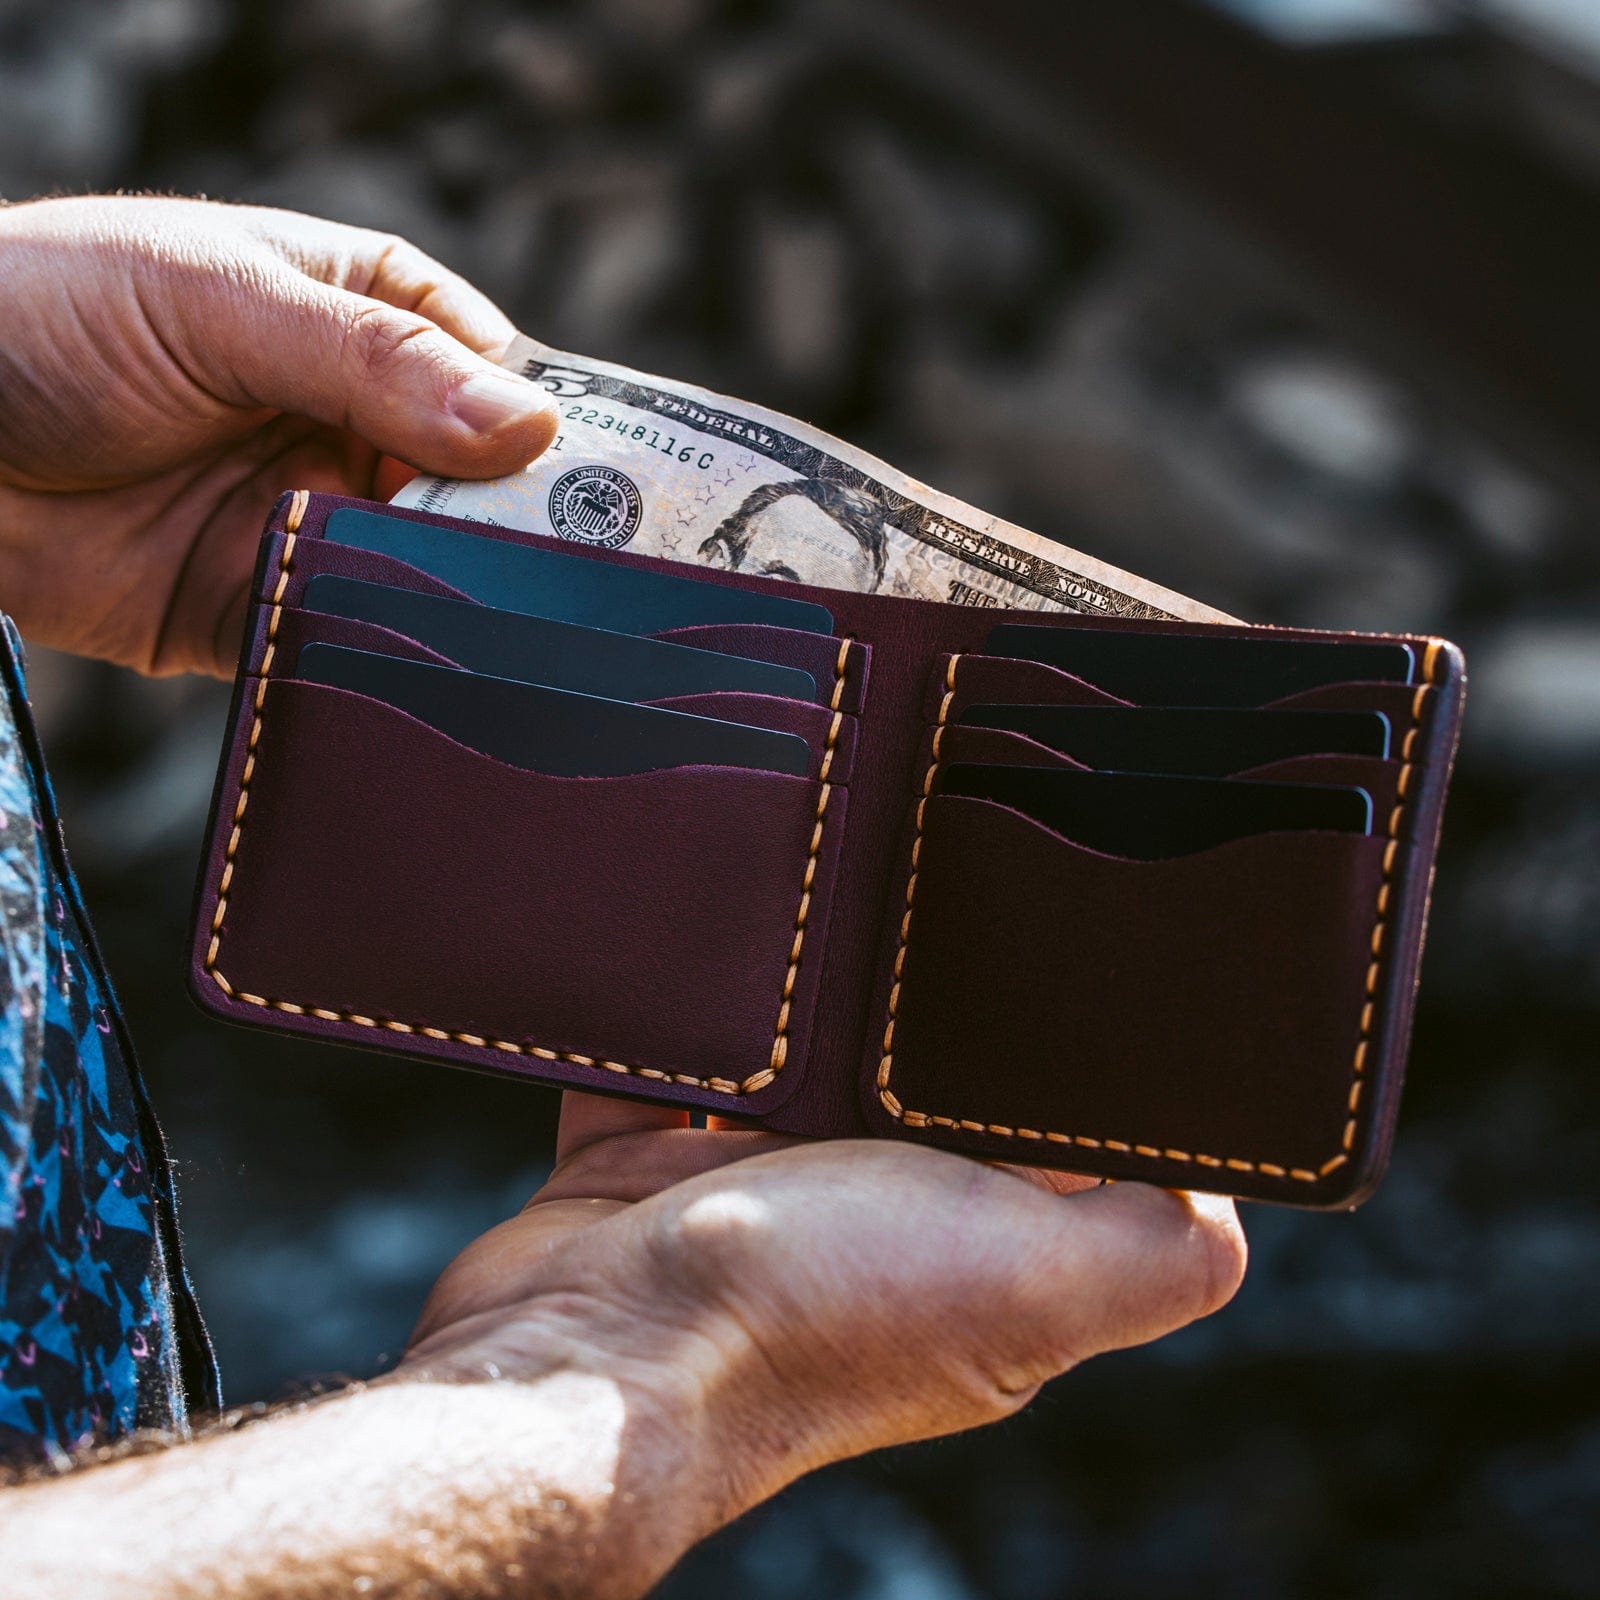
[292,508,840,780]
[931,623,1418,859]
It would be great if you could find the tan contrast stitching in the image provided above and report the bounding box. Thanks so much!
[204,492,850,1097]
[877,644,1442,1184]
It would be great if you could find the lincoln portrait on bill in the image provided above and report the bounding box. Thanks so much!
[698,475,891,593]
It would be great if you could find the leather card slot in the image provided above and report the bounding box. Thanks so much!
[914,722,1088,776]
[922,651,1128,723]
[258,607,458,676]
[644,693,858,785]
[874,792,1391,1205]
[1236,754,1403,819]
[1269,681,1433,723]
[939,655,1432,725]
[918,725,1399,800]
[253,530,471,609]
[1268,682,1439,771]
[196,679,847,1108]
[652,623,868,717]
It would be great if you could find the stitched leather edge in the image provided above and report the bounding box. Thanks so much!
[202,490,852,1097]
[875,642,1443,1185]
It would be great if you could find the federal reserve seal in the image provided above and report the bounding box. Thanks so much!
[547,464,643,549]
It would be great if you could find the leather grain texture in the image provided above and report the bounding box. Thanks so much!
[188,491,1466,1206]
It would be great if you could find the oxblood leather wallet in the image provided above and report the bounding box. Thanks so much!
[188,490,1465,1208]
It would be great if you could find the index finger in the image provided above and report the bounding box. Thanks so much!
[354,233,520,358]
[239,206,520,356]
[555,1090,690,1164]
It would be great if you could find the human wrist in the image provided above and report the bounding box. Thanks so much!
[394,1287,823,1565]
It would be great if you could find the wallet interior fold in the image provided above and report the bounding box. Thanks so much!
[189,490,1466,1207]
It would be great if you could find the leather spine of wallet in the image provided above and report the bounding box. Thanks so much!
[188,491,1466,1208]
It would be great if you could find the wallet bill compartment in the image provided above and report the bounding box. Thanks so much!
[190,676,849,1111]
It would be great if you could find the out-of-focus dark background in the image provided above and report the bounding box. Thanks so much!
[5,0,1599,1591]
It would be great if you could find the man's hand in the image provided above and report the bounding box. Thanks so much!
[0,195,558,675]
[2,1097,1244,1600]
[393,1096,1248,1595]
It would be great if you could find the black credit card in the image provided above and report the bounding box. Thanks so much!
[303,576,819,704]
[957,705,1391,775]
[984,624,1415,706]
[297,645,810,778]
[934,762,1372,858]
[324,508,834,636]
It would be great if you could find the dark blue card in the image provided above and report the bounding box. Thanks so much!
[325,508,834,637]
[985,624,1414,705]
[303,576,819,704]
[958,705,1391,775]
[934,762,1372,858]
[297,645,810,778]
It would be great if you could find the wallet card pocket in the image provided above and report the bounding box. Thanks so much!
[922,727,1400,805]
[925,651,1127,722]
[873,792,1391,1203]
[915,722,1087,776]
[655,624,869,716]
[1270,680,1431,724]
[646,693,858,784]
[263,607,457,674]
[193,678,846,1106]
[255,529,471,609]
[1239,754,1403,819]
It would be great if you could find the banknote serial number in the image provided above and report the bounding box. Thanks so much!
[561,405,716,469]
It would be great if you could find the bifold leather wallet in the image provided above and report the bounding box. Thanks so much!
[189,490,1465,1208]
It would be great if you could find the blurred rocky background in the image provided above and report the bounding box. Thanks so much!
[4,0,1598,1593]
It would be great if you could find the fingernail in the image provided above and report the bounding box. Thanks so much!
[450,369,554,434]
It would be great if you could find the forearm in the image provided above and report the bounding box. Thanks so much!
[1,1356,729,1600]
